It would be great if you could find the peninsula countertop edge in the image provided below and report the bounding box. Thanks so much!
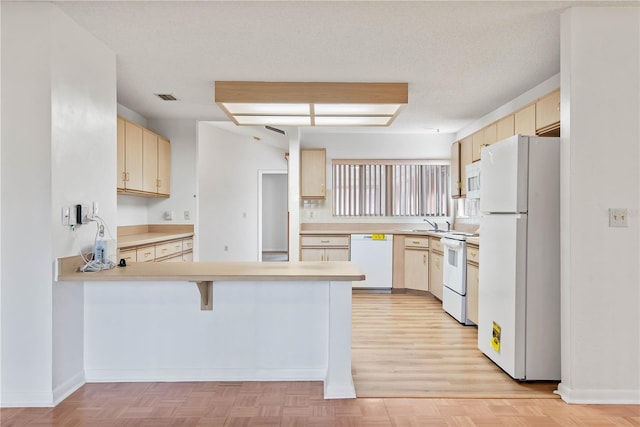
[57,259,366,283]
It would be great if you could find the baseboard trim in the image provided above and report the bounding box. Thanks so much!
[324,381,356,399]
[85,368,326,383]
[0,391,54,408]
[53,372,86,406]
[557,383,640,404]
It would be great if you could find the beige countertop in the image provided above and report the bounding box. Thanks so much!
[118,232,194,249]
[58,259,366,283]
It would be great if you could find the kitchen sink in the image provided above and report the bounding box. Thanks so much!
[410,229,447,233]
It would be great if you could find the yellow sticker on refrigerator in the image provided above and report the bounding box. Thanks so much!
[491,321,501,352]
[371,234,386,240]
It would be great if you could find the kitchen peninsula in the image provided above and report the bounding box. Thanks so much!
[57,260,364,399]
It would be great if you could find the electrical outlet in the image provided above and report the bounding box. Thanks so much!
[164,211,174,221]
[224,245,229,252]
[609,208,628,227]
[184,210,191,220]
[93,201,99,217]
[62,207,71,225]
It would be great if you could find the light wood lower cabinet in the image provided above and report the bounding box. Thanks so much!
[404,237,429,292]
[119,236,194,263]
[300,235,349,262]
[429,236,444,301]
[466,244,480,325]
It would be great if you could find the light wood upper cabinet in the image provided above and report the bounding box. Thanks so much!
[514,103,536,136]
[471,131,483,162]
[117,117,126,189]
[300,148,326,199]
[123,119,143,191]
[483,123,497,148]
[496,115,515,142]
[536,89,560,134]
[117,116,170,198]
[460,136,473,197]
[157,136,171,195]
[142,129,159,193]
[450,142,461,198]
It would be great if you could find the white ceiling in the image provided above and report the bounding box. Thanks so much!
[54,0,635,136]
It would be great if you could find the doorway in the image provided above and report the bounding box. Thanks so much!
[258,170,288,262]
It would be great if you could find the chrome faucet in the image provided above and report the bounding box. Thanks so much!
[423,218,438,231]
[446,221,452,231]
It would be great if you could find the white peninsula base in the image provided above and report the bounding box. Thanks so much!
[83,278,356,399]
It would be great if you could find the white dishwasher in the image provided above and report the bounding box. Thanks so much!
[350,234,393,289]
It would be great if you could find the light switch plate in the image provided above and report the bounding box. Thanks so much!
[609,208,628,227]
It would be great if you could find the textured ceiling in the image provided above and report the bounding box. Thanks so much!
[54,0,635,135]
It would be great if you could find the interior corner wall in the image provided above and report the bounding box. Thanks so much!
[262,174,288,252]
[197,123,288,262]
[49,4,117,406]
[1,2,55,407]
[1,2,117,407]
[559,7,640,404]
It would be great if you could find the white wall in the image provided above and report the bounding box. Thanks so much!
[1,2,116,406]
[198,123,288,261]
[146,119,198,226]
[299,132,454,223]
[262,173,288,252]
[558,7,639,404]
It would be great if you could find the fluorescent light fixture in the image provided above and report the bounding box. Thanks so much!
[222,103,310,115]
[234,115,311,126]
[314,103,402,115]
[215,81,408,127]
[314,116,393,126]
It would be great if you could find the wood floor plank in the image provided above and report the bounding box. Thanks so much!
[351,293,559,398]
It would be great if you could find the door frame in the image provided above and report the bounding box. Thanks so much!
[257,169,288,261]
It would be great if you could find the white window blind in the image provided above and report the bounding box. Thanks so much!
[332,160,450,217]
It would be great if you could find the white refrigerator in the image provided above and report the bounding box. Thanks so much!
[478,135,561,381]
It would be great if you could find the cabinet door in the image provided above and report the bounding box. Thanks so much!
[460,136,473,197]
[142,129,159,193]
[483,123,497,150]
[300,149,326,199]
[429,251,443,301]
[124,121,143,191]
[157,136,171,195]
[450,142,461,198]
[467,263,479,325]
[119,248,136,263]
[404,249,429,291]
[496,115,515,142]
[325,248,349,262]
[535,89,560,133]
[514,104,536,136]
[117,117,126,189]
[471,131,483,162]
[300,248,324,261]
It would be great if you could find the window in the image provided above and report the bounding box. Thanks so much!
[332,160,450,217]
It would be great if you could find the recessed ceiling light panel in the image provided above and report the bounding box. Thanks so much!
[222,102,309,115]
[234,115,311,126]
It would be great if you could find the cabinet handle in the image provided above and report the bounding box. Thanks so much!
[423,254,427,264]
[321,254,324,261]
[327,253,330,261]
[320,240,330,243]
[412,241,420,245]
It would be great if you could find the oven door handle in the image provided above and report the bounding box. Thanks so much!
[440,238,463,249]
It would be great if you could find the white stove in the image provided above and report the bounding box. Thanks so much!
[441,232,477,325]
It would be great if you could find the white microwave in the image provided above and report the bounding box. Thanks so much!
[466,161,481,199]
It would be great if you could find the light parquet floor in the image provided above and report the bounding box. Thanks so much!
[352,293,558,398]
[2,293,638,426]
[2,381,638,426]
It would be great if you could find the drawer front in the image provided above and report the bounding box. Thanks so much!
[183,238,194,251]
[300,235,349,247]
[467,245,480,265]
[404,236,429,249]
[160,254,183,263]
[156,240,183,258]
[430,237,444,253]
[119,248,137,263]
[183,251,194,262]
[136,246,156,262]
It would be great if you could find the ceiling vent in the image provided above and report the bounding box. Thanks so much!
[265,125,286,135]
[155,93,177,101]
